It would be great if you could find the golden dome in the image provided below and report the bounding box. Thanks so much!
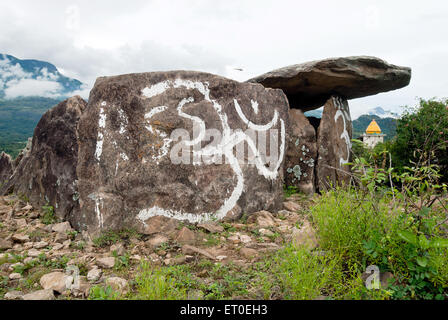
[366,119,382,134]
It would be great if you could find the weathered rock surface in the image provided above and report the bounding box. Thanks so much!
[0,96,87,224]
[22,289,55,300]
[284,109,317,194]
[316,96,352,191]
[0,152,13,187]
[247,56,411,111]
[75,71,289,234]
[40,271,69,293]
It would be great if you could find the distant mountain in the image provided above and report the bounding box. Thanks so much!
[0,53,84,99]
[304,108,323,118]
[366,106,399,119]
[0,53,87,158]
[352,114,397,141]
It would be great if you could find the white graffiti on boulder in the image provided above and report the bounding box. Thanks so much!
[138,79,285,224]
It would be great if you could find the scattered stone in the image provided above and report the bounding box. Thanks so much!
[4,290,23,300]
[216,255,227,261]
[240,248,258,259]
[197,222,224,234]
[247,211,275,228]
[40,272,69,293]
[87,268,102,283]
[239,234,252,244]
[259,228,274,237]
[291,221,318,250]
[96,257,115,269]
[27,248,42,257]
[181,245,215,260]
[175,227,196,245]
[14,218,27,229]
[227,235,240,244]
[147,234,170,248]
[52,222,72,234]
[33,241,49,249]
[283,201,301,212]
[22,289,55,300]
[110,243,126,256]
[0,238,13,250]
[9,273,22,280]
[105,277,129,294]
[11,234,30,243]
[21,204,33,211]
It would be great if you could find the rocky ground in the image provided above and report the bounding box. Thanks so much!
[0,193,318,300]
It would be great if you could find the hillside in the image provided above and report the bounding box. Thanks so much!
[0,97,63,157]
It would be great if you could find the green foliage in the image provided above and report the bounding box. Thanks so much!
[131,262,188,300]
[41,204,56,225]
[89,285,120,300]
[92,228,142,247]
[391,98,448,182]
[284,185,299,198]
[0,97,63,158]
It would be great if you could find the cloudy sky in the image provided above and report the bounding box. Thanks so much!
[0,0,447,118]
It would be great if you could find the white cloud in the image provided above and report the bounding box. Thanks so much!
[0,0,447,114]
[4,78,63,98]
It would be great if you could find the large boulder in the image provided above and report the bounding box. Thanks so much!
[76,71,289,234]
[247,56,411,111]
[284,109,317,194]
[0,152,13,188]
[316,96,352,190]
[0,96,87,222]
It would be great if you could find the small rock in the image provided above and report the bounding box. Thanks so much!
[87,268,103,282]
[283,201,302,212]
[259,228,274,237]
[147,234,170,248]
[21,204,33,211]
[247,211,275,228]
[96,257,115,269]
[239,234,252,243]
[40,272,69,293]
[54,232,69,243]
[33,241,49,249]
[181,245,215,260]
[216,255,227,261]
[52,221,72,234]
[51,243,64,251]
[197,223,224,234]
[27,248,42,257]
[110,243,126,256]
[175,227,196,244]
[0,238,13,250]
[12,233,30,243]
[9,272,22,280]
[240,247,258,259]
[227,235,240,244]
[105,277,129,294]
[23,289,55,300]
[4,290,23,300]
[14,218,27,229]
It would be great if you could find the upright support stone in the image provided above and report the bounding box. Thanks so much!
[316,96,352,191]
[285,109,317,194]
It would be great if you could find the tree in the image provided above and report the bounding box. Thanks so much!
[391,98,448,181]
